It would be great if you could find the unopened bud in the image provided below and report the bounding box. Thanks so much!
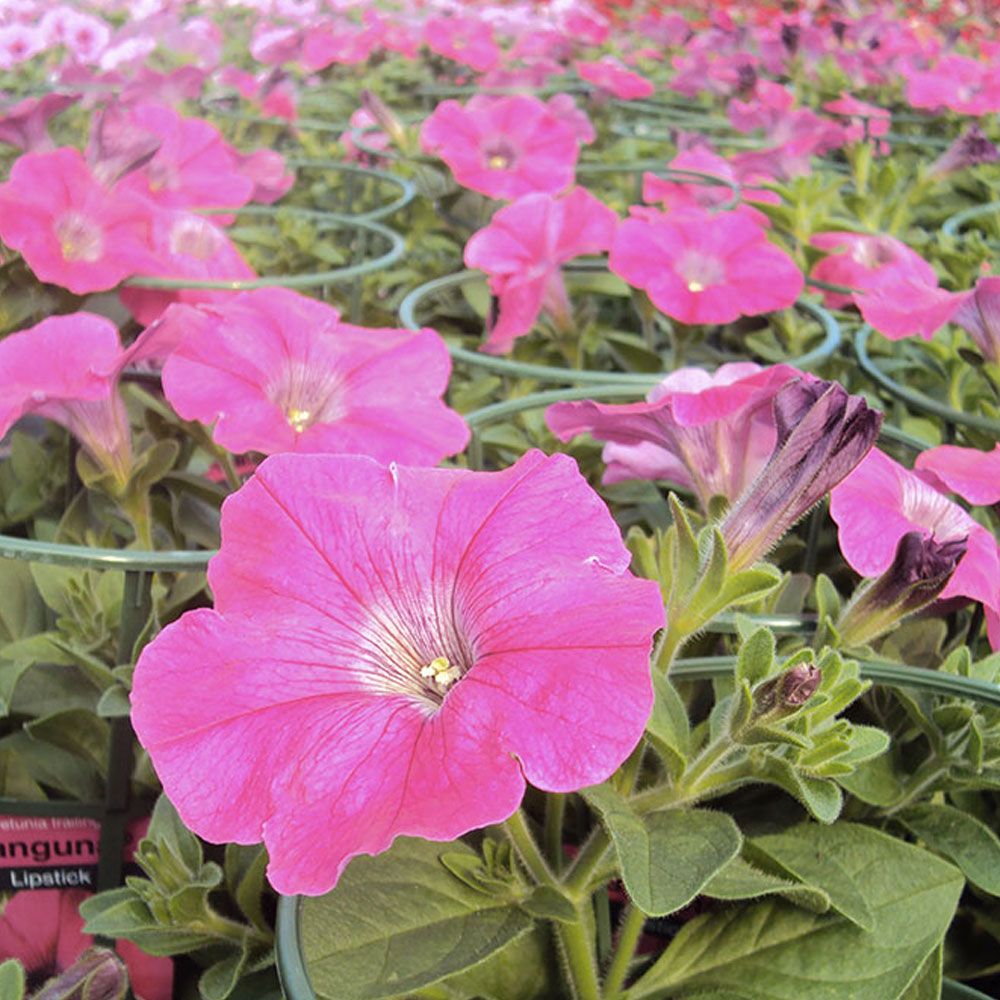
[32,948,127,1000]
[359,89,407,148]
[754,662,821,715]
[928,125,1000,180]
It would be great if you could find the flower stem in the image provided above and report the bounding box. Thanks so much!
[602,903,645,998]
[556,909,603,1000]
[544,793,567,874]
[504,809,553,886]
[563,829,611,899]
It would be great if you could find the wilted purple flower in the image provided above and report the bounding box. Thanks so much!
[720,379,882,570]
[837,531,967,646]
[754,661,821,715]
[33,947,127,1000]
[928,125,1000,179]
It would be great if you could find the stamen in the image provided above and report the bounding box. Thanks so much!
[286,408,311,432]
[420,655,462,691]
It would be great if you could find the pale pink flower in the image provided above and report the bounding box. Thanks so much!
[463,187,618,354]
[39,6,110,63]
[420,94,579,200]
[0,23,45,69]
[250,22,301,64]
[610,205,803,325]
[131,450,663,894]
[830,448,1000,646]
[0,147,155,294]
[156,288,470,462]
[574,57,654,99]
[546,363,806,509]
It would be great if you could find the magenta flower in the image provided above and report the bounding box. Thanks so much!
[463,187,618,353]
[903,55,1000,115]
[915,443,1000,506]
[821,93,890,151]
[424,15,500,72]
[130,450,663,895]
[575,57,654,99]
[810,232,938,309]
[118,209,257,326]
[855,276,970,342]
[420,95,579,199]
[157,288,469,462]
[830,448,1000,645]
[949,276,1000,362]
[0,92,79,152]
[610,205,803,325]
[546,363,806,509]
[0,147,154,294]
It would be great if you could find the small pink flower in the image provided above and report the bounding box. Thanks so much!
[0,92,79,152]
[915,443,1000,506]
[903,54,1000,115]
[546,362,807,509]
[0,147,154,294]
[463,187,618,353]
[131,450,663,895]
[420,94,579,200]
[156,288,470,462]
[575,57,654,99]
[856,276,971,342]
[424,15,500,73]
[830,447,1000,645]
[822,93,890,151]
[610,205,803,325]
[809,232,938,310]
[300,19,380,71]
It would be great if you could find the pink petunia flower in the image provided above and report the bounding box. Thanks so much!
[463,186,618,354]
[915,443,1000,506]
[420,94,579,200]
[546,362,807,509]
[855,275,970,342]
[574,57,654,99]
[610,205,803,325]
[822,93,891,152]
[830,447,1000,646]
[424,15,500,73]
[903,54,1000,115]
[809,232,938,310]
[130,450,664,895]
[0,92,79,152]
[156,288,470,461]
[0,889,172,1000]
[0,147,155,294]
[949,275,1000,362]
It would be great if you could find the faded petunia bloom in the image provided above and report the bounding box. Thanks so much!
[157,288,470,462]
[545,363,806,510]
[836,531,968,647]
[721,379,882,570]
[831,447,1000,648]
[610,205,803,325]
[420,94,579,200]
[130,450,664,895]
[463,186,618,353]
[927,124,1000,179]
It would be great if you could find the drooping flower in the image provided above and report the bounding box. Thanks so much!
[915,443,1000,505]
[721,379,882,570]
[0,147,155,294]
[130,450,664,895]
[927,124,1000,179]
[610,205,803,325]
[809,232,938,310]
[420,94,579,199]
[830,447,1000,647]
[0,890,172,1000]
[156,288,470,462]
[463,186,618,353]
[948,276,1000,362]
[545,363,806,510]
[574,56,654,99]
[0,92,79,152]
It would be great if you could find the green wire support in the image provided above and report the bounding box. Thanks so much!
[123,209,405,292]
[400,271,841,384]
[280,159,416,222]
[854,325,1000,437]
[941,200,1000,239]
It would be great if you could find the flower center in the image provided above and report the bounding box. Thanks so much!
[169,216,222,260]
[420,655,463,691]
[482,136,519,172]
[853,238,896,269]
[285,407,311,432]
[268,359,345,434]
[55,210,103,262]
[676,248,725,293]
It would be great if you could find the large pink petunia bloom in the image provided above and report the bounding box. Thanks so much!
[830,448,1000,646]
[546,363,807,509]
[0,147,154,294]
[157,288,470,462]
[463,187,618,354]
[809,232,939,310]
[609,205,803,325]
[574,57,654,99]
[903,54,1000,115]
[424,15,500,72]
[420,95,579,200]
[131,450,663,895]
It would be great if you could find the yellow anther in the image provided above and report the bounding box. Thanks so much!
[488,155,508,169]
[687,280,704,292]
[420,656,462,690]
[286,408,311,432]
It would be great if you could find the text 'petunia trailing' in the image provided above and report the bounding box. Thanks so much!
[131,451,664,895]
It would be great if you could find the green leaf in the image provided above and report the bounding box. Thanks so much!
[702,856,831,914]
[897,944,941,1000]
[646,673,691,778]
[80,889,212,954]
[897,803,1000,895]
[581,784,741,916]
[0,959,24,1000]
[736,629,775,687]
[628,824,963,1000]
[147,793,205,874]
[299,836,534,1000]
[25,710,110,775]
[200,949,248,1000]
[0,559,44,644]
[835,749,905,808]
[519,886,576,924]
[225,843,272,934]
[745,828,874,931]
[754,755,843,823]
